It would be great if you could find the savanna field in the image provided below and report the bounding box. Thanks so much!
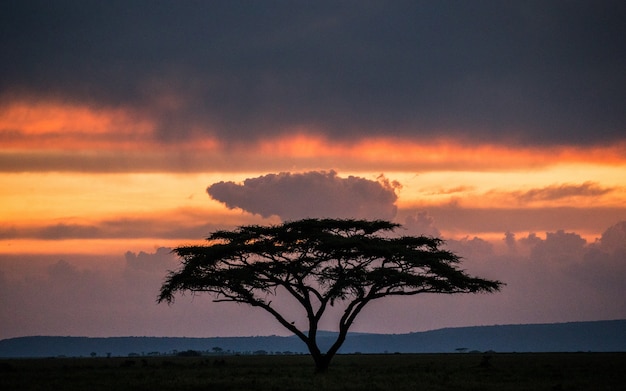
[2,353,625,391]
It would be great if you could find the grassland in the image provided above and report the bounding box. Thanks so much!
[1,352,625,390]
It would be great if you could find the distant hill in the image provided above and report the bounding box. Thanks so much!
[1,320,624,358]
[341,319,626,354]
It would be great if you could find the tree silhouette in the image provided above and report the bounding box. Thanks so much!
[158,218,502,372]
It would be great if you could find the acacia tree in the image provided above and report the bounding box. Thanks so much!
[158,218,502,372]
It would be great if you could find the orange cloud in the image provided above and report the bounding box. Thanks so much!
[0,205,274,255]
[403,183,625,211]
[0,99,228,153]
[257,134,626,171]
[515,182,617,203]
[2,135,625,174]
[0,101,155,149]
[2,100,626,174]
[1,102,143,134]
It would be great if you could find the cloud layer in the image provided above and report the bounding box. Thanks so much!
[2,1,625,147]
[2,221,624,339]
[208,171,399,221]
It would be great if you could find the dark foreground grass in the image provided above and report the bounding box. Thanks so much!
[1,352,625,391]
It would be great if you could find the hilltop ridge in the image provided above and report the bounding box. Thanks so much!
[1,319,624,358]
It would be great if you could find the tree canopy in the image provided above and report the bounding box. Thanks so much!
[158,218,503,371]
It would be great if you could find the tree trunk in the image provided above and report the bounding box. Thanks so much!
[311,353,332,373]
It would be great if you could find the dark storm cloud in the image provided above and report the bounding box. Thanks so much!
[207,170,398,220]
[2,1,625,146]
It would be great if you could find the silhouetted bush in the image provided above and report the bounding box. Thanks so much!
[177,350,201,357]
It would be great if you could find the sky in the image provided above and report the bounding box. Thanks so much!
[1,0,625,340]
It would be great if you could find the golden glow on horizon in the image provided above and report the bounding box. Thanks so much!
[2,167,622,223]
[0,173,261,222]
[2,102,625,256]
[2,167,623,218]
[392,164,626,209]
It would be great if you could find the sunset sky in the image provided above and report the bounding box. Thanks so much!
[1,1,625,340]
